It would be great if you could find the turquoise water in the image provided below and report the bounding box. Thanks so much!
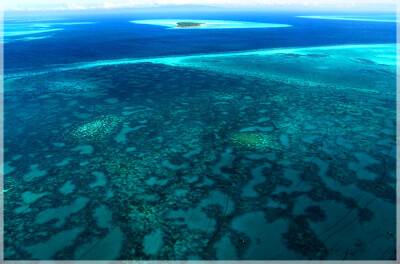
[3,22,96,43]
[4,12,397,260]
[298,15,398,23]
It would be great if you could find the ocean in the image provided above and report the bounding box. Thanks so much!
[3,10,397,260]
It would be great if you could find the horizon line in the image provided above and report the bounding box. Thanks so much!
[3,3,397,13]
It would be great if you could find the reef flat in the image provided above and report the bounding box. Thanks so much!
[7,44,396,95]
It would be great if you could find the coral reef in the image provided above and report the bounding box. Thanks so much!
[4,52,396,260]
[230,133,276,151]
[45,81,95,94]
[66,115,122,142]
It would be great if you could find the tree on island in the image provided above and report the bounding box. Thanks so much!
[176,22,204,27]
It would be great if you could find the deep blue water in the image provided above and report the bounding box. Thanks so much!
[5,12,396,70]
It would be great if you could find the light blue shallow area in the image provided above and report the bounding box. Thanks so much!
[7,43,394,78]
[3,22,96,43]
[6,35,54,43]
[4,25,62,37]
[6,18,67,22]
[130,19,291,29]
[298,15,398,23]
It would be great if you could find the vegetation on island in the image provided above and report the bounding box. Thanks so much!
[176,22,204,28]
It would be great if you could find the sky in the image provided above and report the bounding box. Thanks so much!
[3,0,397,12]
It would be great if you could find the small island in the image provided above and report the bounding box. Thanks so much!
[131,19,292,30]
[176,22,204,28]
